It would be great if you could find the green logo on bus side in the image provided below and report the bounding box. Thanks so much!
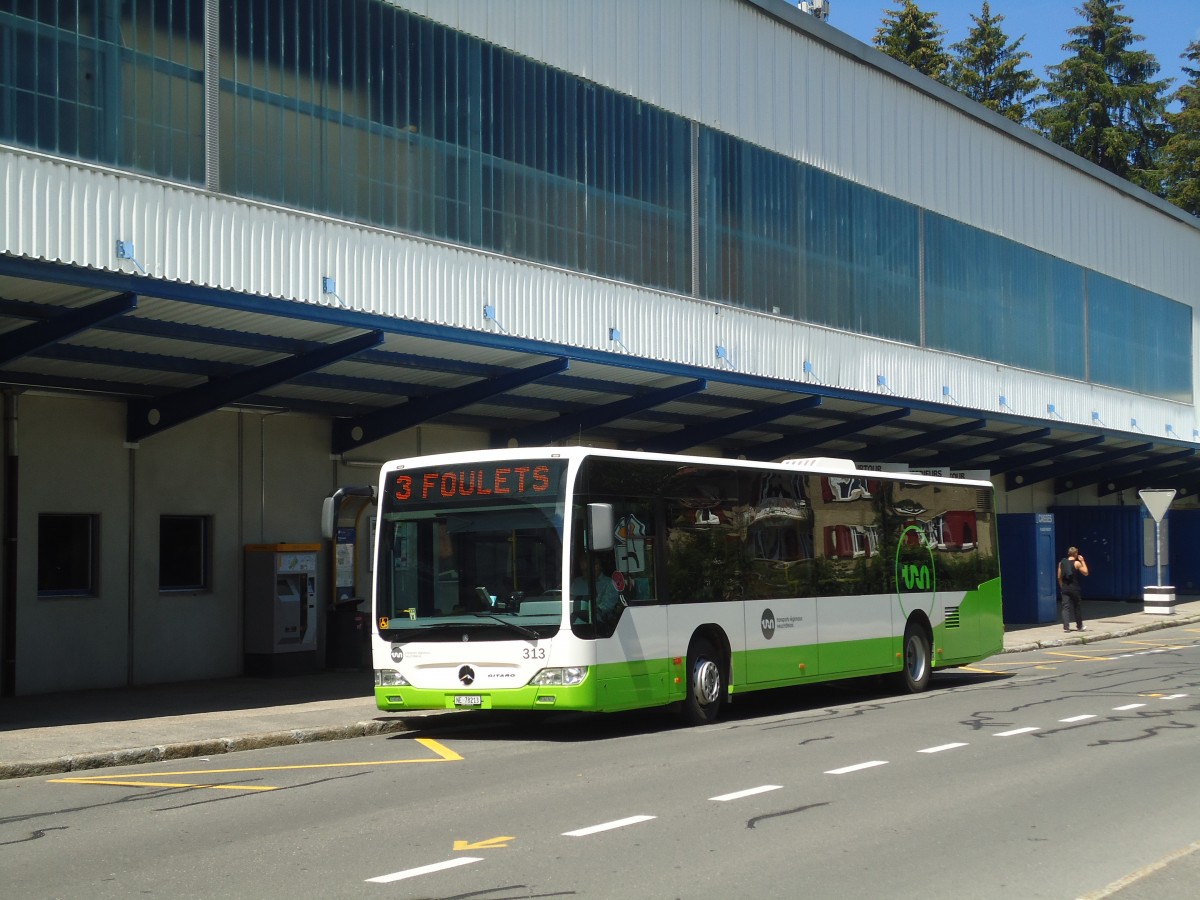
[900,563,931,590]
[894,525,936,617]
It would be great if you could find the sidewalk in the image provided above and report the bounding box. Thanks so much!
[4,597,1200,780]
[0,669,443,781]
[1000,595,1200,652]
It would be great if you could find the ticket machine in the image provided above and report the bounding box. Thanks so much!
[243,543,320,675]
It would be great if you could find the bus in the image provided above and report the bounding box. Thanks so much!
[367,447,1002,724]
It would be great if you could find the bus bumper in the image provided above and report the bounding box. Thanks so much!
[375,681,599,712]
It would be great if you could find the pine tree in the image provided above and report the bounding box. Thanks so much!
[1032,0,1170,193]
[1160,41,1200,216]
[945,2,1039,124]
[874,0,952,82]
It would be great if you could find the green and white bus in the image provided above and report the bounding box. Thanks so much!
[370,447,1002,724]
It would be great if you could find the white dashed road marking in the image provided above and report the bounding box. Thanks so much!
[709,785,783,802]
[825,761,888,775]
[563,815,656,837]
[360,683,1195,888]
[366,858,482,883]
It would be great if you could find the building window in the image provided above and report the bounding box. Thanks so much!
[159,515,211,592]
[0,1,207,183]
[38,513,99,597]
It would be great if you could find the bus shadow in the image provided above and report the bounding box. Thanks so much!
[393,670,1011,743]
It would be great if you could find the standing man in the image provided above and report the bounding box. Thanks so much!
[1057,546,1090,633]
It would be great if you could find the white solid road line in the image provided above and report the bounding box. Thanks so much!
[825,760,888,775]
[709,785,783,802]
[562,815,656,837]
[366,857,482,883]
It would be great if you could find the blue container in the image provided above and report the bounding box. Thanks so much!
[1048,505,1165,600]
[998,513,1057,624]
[1167,508,1200,594]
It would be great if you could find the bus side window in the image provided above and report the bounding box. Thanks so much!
[612,502,656,603]
[568,506,597,634]
[665,500,724,603]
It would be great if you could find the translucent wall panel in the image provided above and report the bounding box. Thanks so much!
[478,46,691,292]
[0,0,205,182]
[799,167,920,343]
[925,212,1086,381]
[698,131,920,343]
[924,213,1192,400]
[698,132,801,314]
[118,0,206,182]
[219,0,690,294]
[1088,272,1192,402]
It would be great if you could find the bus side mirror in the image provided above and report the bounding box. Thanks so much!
[321,497,336,540]
[322,485,375,540]
[588,503,614,551]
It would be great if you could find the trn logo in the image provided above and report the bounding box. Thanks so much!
[760,608,776,640]
[900,564,931,591]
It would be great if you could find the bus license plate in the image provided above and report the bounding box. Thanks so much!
[454,695,482,707]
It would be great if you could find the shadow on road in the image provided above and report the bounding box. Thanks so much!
[392,669,1011,744]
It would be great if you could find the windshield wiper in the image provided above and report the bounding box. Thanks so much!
[417,616,541,641]
[471,612,540,640]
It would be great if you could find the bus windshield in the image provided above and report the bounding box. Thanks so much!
[376,461,567,641]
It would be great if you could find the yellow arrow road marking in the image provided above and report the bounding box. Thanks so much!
[419,738,464,761]
[50,737,462,790]
[453,836,514,851]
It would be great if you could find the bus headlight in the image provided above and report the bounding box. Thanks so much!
[530,666,588,686]
[375,669,410,687]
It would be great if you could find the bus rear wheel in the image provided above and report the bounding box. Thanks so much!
[683,637,725,725]
[896,623,931,693]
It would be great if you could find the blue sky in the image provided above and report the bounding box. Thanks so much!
[815,1,1198,98]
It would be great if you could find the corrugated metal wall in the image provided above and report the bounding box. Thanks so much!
[1,136,1195,439]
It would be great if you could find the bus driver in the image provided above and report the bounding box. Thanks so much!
[570,554,622,626]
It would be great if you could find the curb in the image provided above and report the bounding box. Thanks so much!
[0,716,417,781]
[1000,614,1200,654]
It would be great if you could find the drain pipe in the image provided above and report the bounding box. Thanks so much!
[1,391,20,697]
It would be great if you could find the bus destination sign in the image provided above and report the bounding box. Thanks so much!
[391,463,560,504]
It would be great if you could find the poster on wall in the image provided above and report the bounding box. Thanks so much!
[335,525,356,601]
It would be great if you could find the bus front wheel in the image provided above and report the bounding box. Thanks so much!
[897,623,931,693]
[684,637,725,725]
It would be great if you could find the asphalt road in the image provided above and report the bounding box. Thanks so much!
[4,632,1200,899]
